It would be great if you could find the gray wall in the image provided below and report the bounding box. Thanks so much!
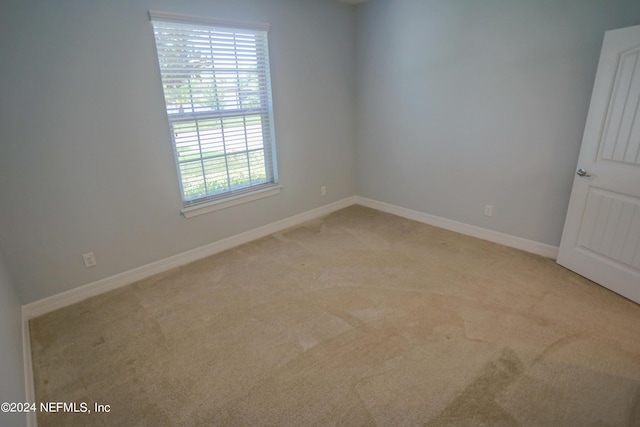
[0,0,356,303]
[3,0,640,303]
[355,0,640,246]
[0,254,26,427]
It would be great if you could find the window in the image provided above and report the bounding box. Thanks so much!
[150,12,279,215]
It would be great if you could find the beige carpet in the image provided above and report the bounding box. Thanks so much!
[30,206,640,426]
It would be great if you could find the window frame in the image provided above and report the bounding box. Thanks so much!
[149,11,280,217]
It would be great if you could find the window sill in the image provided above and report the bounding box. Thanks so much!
[181,185,282,219]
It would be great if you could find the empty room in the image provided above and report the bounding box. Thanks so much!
[1,0,640,426]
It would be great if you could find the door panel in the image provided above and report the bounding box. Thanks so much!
[558,25,640,304]
[576,188,640,269]
[599,48,640,166]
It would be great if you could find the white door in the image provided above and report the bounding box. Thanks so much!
[558,25,640,304]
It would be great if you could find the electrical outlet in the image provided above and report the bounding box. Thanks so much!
[321,186,327,196]
[82,252,97,268]
[484,205,493,217]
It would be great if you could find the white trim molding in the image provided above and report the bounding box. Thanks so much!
[355,197,559,259]
[181,185,283,218]
[149,10,270,31]
[22,196,355,320]
[22,195,559,321]
[22,312,36,427]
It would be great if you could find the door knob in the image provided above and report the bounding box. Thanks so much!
[577,168,591,177]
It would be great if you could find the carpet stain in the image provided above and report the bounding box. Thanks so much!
[425,348,525,426]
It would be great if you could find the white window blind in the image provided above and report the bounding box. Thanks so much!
[150,12,278,206]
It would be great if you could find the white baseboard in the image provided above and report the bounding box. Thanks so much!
[355,196,559,259]
[21,195,559,321]
[22,196,356,321]
[22,311,36,427]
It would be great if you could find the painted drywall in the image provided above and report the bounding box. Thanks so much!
[5,0,640,305]
[0,254,26,427]
[355,0,640,246]
[0,0,356,303]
